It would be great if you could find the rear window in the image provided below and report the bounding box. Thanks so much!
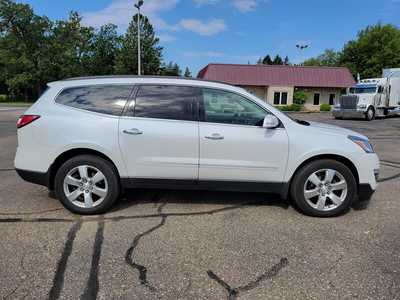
[134,85,198,121]
[56,85,133,116]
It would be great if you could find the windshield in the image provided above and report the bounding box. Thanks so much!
[349,85,377,94]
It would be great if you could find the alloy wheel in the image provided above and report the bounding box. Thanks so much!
[303,169,348,212]
[63,165,108,208]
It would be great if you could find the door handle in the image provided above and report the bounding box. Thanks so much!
[205,133,224,140]
[123,128,143,135]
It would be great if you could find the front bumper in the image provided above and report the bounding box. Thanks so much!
[332,108,365,119]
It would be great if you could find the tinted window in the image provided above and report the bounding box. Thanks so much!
[329,94,335,105]
[202,88,266,126]
[134,85,198,121]
[273,92,280,105]
[281,92,288,105]
[313,93,320,105]
[56,85,133,116]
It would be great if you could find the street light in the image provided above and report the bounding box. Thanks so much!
[296,43,309,66]
[134,0,144,75]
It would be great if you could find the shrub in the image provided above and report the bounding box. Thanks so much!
[278,104,302,111]
[320,103,332,112]
[0,95,8,102]
[293,90,307,105]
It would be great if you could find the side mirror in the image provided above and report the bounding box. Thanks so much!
[263,114,280,129]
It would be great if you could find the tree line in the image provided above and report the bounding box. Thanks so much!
[304,24,400,79]
[0,0,191,101]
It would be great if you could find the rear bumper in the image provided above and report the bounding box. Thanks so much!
[332,109,365,118]
[16,169,49,188]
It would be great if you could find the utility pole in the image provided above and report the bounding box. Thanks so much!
[134,0,144,75]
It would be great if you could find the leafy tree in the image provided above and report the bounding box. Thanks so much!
[88,24,120,75]
[303,49,340,67]
[115,14,163,75]
[340,24,400,78]
[293,89,307,105]
[184,67,192,78]
[272,55,284,65]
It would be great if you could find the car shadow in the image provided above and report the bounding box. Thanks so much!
[110,189,291,213]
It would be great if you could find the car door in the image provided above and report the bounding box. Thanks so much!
[199,88,289,183]
[119,84,200,180]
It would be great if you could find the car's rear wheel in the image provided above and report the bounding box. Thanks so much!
[290,159,357,217]
[55,155,120,215]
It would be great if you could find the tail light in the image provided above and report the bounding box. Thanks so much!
[17,115,41,129]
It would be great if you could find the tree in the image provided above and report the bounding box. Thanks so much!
[115,14,163,75]
[303,49,340,67]
[284,56,290,65]
[88,24,120,75]
[293,89,307,105]
[272,55,284,65]
[184,67,192,78]
[262,55,273,65]
[340,24,400,78]
[160,61,181,76]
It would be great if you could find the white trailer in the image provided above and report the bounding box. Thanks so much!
[332,68,400,120]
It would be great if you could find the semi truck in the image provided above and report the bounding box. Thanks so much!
[332,68,400,121]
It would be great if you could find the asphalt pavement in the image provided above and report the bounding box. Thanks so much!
[0,109,399,300]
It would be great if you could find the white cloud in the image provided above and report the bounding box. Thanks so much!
[183,51,225,58]
[82,0,179,31]
[158,34,177,43]
[193,0,219,6]
[232,0,258,12]
[180,19,227,36]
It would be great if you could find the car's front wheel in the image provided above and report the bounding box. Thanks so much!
[290,159,357,217]
[55,155,120,215]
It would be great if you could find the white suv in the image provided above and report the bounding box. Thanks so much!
[15,76,380,217]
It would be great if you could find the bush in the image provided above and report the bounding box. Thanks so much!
[320,103,332,112]
[278,104,302,111]
[293,90,307,105]
[0,95,8,102]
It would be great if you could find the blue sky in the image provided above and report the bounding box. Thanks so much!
[20,0,400,75]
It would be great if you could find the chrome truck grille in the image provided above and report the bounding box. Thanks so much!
[339,95,358,109]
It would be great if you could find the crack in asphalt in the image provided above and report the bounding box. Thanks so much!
[80,218,105,300]
[125,194,167,293]
[379,161,400,182]
[0,168,14,172]
[0,208,63,216]
[3,253,27,300]
[207,257,289,300]
[48,221,82,300]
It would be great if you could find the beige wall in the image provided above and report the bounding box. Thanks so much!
[301,88,342,111]
[244,86,267,101]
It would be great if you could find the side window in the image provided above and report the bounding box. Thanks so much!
[56,85,133,116]
[273,91,288,105]
[313,93,320,105]
[134,85,198,121]
[329,93,335,105]
[202,88,266,126]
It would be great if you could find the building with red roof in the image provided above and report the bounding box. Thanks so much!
[197,63,356,110]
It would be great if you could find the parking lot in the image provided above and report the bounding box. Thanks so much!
[1,108,399,300]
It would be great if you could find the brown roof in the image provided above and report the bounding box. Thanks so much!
[197,63,355,88]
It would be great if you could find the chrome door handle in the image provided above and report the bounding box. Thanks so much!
[205,133,224,140]
[123,128,143,135]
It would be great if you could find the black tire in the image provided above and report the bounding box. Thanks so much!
[290,159,357,217]
[54,155,120,215]
[365,107,375,121]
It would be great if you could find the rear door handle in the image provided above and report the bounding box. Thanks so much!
[205,133,224,140]
[123,128,143,135]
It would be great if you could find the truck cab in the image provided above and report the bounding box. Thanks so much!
[333,73,400,121]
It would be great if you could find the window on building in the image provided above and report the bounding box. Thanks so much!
[313,93,320,105]
[273,91,288,105]
[329,94,335,105]
[134,85,198,121]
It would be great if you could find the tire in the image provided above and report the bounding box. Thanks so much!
[365,107,375,121]
[290,159,357,217]
[54,155,120,215]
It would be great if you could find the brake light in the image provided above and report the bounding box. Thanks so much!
[17,115,41,129]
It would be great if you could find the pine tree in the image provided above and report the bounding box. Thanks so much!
[262,55,273,65]
[184,67,192,77]
[273,55,284,65]
[115,14,163,75]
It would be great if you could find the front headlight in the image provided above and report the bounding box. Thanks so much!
[348,135,374,153]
